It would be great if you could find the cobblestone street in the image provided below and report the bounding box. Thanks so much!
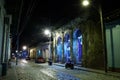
[1,59,120,80]
[15,60,56,80]
[14,59,80,80]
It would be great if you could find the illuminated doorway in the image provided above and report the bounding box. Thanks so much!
[73,29,82,64]
[56,37,62,62]
[64,33,70,62]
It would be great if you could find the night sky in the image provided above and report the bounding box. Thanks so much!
[5,0,120,50]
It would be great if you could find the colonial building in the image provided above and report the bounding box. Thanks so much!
[29,9,120,72]
[0,0,12,76]
[104,9,120,72]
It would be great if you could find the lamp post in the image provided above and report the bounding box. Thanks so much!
[15,49,18,65]
[16,35,19,65]
[82,0,107,72]
[44,29,52,59]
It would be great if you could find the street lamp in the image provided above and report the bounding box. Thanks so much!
[82,0,89,6]
[82,0,107,72]
[44,29,50,35]
[15,49,19,65]
[23,45,27,50]
[44,29,52,59]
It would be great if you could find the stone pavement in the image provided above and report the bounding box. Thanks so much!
[0,61,17,80]
[36,63,120,80]
[0,59,120,80]
[0,59,55,80]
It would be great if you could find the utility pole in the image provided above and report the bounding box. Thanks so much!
[82,0,108,72]
[16,35,19,65]
[16,0,23,65]
[99,5,107,72]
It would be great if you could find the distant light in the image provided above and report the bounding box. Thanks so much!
[39,50,41,53]
[44,29,50,35]
[82,0,89,6]
[16,50,18,53]
[12,53,14,55]
[23,46,27,50]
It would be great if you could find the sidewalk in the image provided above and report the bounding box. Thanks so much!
[53,63,120,78]
[0,61,17,80]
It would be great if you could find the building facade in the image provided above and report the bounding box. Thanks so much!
[29,11,120,72]
[40,17,120,72]
[0,0,12,76]
[105,19,120,72]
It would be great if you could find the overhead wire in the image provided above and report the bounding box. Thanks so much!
[13,0,22,48]
[17,0,24,35]
[16,0,24,50]
[19,0,38,36]
[16,0,38,50]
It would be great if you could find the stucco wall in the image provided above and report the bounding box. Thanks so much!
[105,20,120,71]
[0,0,4,76]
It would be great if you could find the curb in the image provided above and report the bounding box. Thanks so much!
[53,63,120,78]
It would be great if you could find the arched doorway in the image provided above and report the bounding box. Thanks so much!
[64,33,70,62]
[73,29,82,64]
[56,37,62,62]
[21,50,28,59]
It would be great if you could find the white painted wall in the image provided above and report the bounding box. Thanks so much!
[106,24,120,68]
